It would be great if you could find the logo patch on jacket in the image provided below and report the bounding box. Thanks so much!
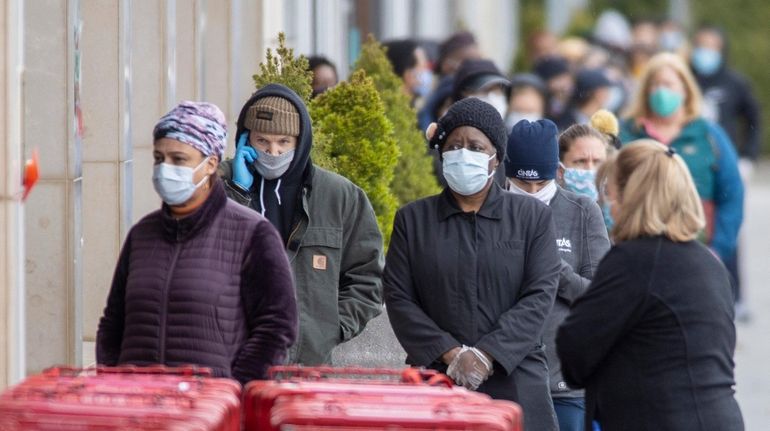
[556,237,572,253]
[312,254,327,270]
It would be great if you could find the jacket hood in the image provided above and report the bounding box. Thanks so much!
[235,84,313,182]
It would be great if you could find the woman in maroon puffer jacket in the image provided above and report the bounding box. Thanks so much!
[96,101,298,385]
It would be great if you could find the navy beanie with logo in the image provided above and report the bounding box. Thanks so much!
[505,119,559,180]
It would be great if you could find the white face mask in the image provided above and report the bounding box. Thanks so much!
[442,149,496,196]
[474,92,508,119]
[507,179,558,205]
[505,112,542,130]
[152,157,210,205]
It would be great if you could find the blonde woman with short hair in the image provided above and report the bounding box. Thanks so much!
[556,140,744,431]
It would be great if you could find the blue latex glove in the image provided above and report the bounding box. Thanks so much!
[232,133,257,191]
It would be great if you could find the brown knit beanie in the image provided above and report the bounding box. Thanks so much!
[245,96,300,136]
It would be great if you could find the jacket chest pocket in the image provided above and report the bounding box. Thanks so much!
[295,227,343,303]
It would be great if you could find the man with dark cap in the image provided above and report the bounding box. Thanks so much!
[505,119,610,431]
[383,39,433,102]
[435,31,482,77]
[219,84,384,366]
[385,97,560,431]
[533,55,574,120]
[555,68,613,130]
[452,59,510,118]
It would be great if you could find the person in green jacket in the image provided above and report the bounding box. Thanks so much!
[619,53,743,274]
[219,83,384,365]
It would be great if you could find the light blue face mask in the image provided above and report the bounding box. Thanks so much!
[413,69,434,98]
[601,200,615,232]
[649,87,683,118]
[563,168,599,201]
[152,157,210,205]
[604,85,625,113]
[691,47,722,76]
[442,149,496,196]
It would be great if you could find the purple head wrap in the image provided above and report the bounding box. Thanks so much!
[153,101,227,159]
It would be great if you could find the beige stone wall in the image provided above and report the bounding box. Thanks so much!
[2,0,26,389]
[14,0,282,376]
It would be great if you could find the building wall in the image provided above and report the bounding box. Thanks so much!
[10,0,290,380]
[1,0,26,389]
[4,0,522,386]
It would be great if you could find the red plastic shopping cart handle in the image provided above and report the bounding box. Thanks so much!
[267,365,453,388]
[41,364,214,377]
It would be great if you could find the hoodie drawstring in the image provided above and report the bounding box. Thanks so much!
[259,177,284,216]
[275,179,282,206]
[259,177,266,216]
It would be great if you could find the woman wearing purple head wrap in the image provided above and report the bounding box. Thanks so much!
[96,101,298,385]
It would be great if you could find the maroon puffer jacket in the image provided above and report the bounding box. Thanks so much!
[96,180,297,384]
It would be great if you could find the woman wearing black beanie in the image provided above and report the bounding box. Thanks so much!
[384,97,561,431]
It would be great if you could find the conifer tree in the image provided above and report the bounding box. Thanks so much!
[354,35,441,205]
[252,32,313,104]
[309,70,399,245]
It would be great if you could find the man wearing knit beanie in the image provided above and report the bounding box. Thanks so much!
[219,84,384,367]
[505,118,610,431]
[386,97,561,431]
[505,119,560,201]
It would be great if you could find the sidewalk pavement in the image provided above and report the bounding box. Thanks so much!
[733,160,770,430]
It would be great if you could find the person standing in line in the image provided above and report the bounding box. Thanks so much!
[96,102,298,385]
[505,119,610,431]
[555,69,613,131]
[383,39,434,105]
[434,31,482,78]
[557,124,613,202]
[505,73,548,132]
[619,53,743,302]
[385,98,561,431]
[557,140,744,431]
[219,84,384,366]
[690,25,762,321]
[307,56,338,98]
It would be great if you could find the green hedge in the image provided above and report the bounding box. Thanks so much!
[353,35,441,205]
[309,71,400,245]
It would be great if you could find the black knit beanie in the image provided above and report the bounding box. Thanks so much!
[429,97,507,161]
[505,119,559,180]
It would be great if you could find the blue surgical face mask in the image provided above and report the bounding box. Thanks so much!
[601,199,615,232]
[152,157,210,205]
[648,87,683,118]
[442,149,496,196]
[603,84,625,113]
[660,30,684,52]
[562,168,599,201]
[413,69,434,98]
[691,47,722,76]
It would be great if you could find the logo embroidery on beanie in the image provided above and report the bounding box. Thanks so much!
[256,110,273,121]
[517,169,540,179]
